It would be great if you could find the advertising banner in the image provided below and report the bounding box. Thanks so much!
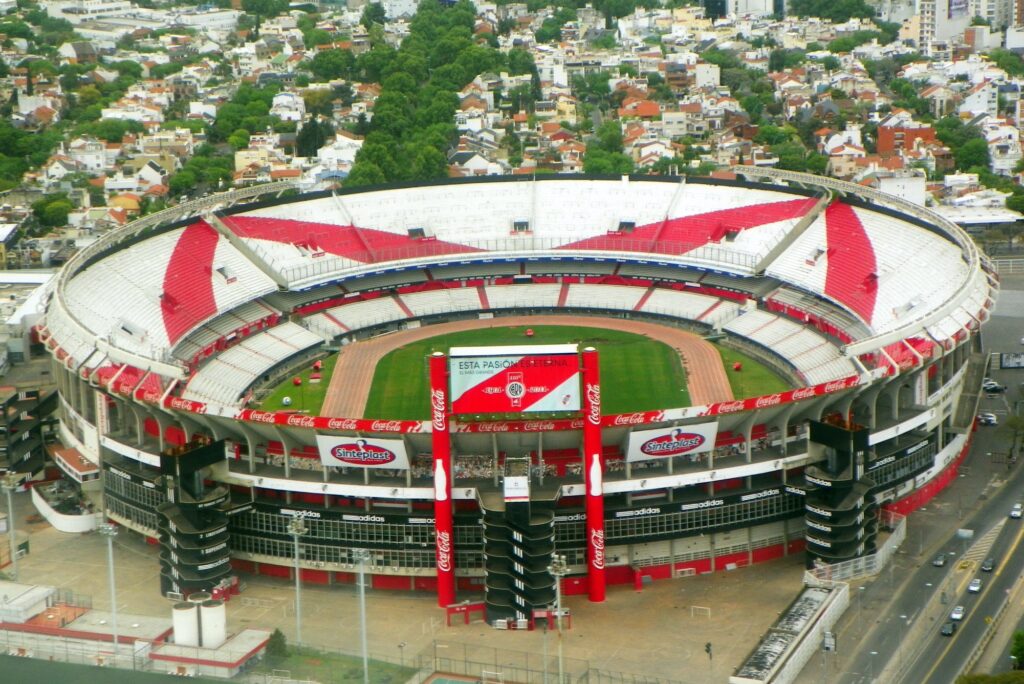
[449,344,580,415]
[582,347,606,603]
[625,422,718,463]
[315,435,409,469]
[430,352,456,607]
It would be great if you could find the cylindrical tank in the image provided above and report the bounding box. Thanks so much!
[199,600,227,649]
[187,591,212,604]
[172,602,199,647]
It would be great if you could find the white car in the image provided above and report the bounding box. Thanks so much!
[950,605,965,621]
[978,413,999,426]
[1012,503,1023,519]
[969,578,982,593]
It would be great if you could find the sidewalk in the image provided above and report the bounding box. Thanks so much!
[5,485,810,683]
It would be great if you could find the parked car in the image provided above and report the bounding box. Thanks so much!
[932,553,947,567]
[941,621,957,636]
[969,578,982,593]
[978,413,999,426]
[982,558,995,572]
[983,381,1005,393]
[950,605,965,621]
[1012,503,1022,519]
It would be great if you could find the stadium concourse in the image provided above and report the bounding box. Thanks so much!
[37,170,996,647]
[320,314,735,418]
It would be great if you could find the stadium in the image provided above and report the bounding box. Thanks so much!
[40,169,997,623]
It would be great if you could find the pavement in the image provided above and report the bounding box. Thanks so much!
[4,484,812,683]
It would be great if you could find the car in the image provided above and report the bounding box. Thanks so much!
[969,578,982,593]
[983,381,1005,393]
[941,621,957,636]
[1012,503,1022,519]
[982,558,996,572]
[950,605,965,621]
[979,413,999,426]
[932,553,947,567]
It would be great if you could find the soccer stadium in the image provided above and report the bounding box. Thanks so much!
[40,169,997,624]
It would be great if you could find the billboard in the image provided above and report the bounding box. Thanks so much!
[315,435,410,469]
[948,0,968,18]
[449,344,580,415]
[626,422,718,463]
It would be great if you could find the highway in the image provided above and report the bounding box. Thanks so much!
[826,452,1024,684]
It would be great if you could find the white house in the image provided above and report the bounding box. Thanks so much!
[269,91,306,122]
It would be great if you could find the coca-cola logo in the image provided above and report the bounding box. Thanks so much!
[613,413,647,426]
[329,441,397,466]
[371,420,404,432]
[430,389,446,431]
[286,415,316,428]
[169,397,207,415]
[640,429,705,457]
[247,410,276,424]
[437,530,452,573]
[524,421,555,431]
[569,419,585,429]
[590,528,605,570]
[754,393,783,409]
[586,383,601,425]
[715,400,746,414]
[791,387,817,401]
[477,422,510,432]
[327,418,359,431]
[823,379,852,393]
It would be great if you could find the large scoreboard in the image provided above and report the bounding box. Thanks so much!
[449,344,580,415]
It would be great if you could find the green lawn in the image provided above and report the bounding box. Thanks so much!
[256,326,793,419]
[362,325,689,419]
[254,648,416,684]
[257,354,338,413]
[716,345,792,399]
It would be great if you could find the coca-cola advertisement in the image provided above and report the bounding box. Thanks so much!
[315,435,409,469]
[448,344,581,415]
[232,409,424,433]
[626,421,718,463]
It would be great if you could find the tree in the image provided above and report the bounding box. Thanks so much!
[345,161,387,187]
[227,129,250,150]
[241,0,288,34]
[310,48,356,81]
[266,628,288,663]
[594,120,623,154]
[360,2,386,29]
[583,148,634,174]
[168,169,198,196]
[296,119,331,157]
[955,138,990,171]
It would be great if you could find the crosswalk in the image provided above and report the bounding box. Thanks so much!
[961,520,1006,564]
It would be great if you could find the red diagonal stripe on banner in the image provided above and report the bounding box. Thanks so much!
[452,359,580,415]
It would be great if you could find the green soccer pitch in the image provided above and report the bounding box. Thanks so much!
[256,325,791,419]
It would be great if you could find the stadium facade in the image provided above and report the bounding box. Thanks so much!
[40,171,996,622]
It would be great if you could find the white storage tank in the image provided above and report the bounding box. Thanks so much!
[188,591,212,604]
[172,602,199,647]
[199,600,227,649]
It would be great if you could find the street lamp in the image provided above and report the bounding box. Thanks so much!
[398,640,406,669]
[3,473,18,581]
[1012,654,1019,671]
[547,553,568,684]
[354,548,371,684]
[287,517,307,647]
[869,650,878,682]
[98,522,120,660]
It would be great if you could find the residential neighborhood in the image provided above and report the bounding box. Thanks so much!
[1,0,1024,261]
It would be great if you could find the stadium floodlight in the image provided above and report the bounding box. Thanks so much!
[547,554,568,684]
[3,473,17,582]
[288,517,307,646]
[98,522,120,659]
[354,548,372,684]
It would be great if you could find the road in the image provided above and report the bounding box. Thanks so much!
[801,274,1024,684]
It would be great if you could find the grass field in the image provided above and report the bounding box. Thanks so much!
[256,325,793,419]
[258,353,338,413]
[716,345,791,399]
